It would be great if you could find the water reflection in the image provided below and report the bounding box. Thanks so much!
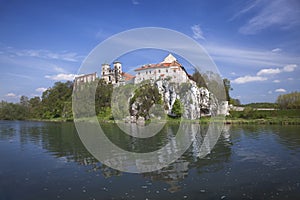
[1,121,300,200]
[0,121,232,187]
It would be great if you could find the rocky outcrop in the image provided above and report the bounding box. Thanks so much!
[128,80,227,121]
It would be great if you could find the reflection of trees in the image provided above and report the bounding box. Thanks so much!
[18,122,98,165]
[13,121,233,192]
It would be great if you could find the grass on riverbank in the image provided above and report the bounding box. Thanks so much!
[225,109,300,125]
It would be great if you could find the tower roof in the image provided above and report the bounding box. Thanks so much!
[162,53,177,63]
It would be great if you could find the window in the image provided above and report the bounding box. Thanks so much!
[149,71,151,74]
[166,69,168,73]
[158,70,161,73]
[146,71,148,74]
[138,72,140,75]
[173,69,176,73]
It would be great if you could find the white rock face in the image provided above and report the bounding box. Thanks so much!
[154,80,221,119]
[129,80,228,121]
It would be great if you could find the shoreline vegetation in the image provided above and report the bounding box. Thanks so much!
[8,109,300,125]
[1,80,300,125]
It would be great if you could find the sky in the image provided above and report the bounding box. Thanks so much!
[0,0,299,104]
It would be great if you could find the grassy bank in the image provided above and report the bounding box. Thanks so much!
[225,109,300,125]
[5,109,300,125]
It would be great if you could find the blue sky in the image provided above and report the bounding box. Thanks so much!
[0,0,299,104]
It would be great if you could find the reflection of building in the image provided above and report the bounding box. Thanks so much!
[134,54,191,84]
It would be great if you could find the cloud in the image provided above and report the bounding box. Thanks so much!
[275,88,286,93]
[54,66,66,73]
[237,0,300,34]
[191,25,205,40]
[132,0,139,5]
[35,87,47,93]
[45,73,76,81]
[268,90,273,94]
[271,48,282,53]
[273,79,280,83]
[4,46,81,62]
[232,75,267,84]
[5,92,17,97]
[257,68,281,76]
[206,44,299,68]
[256,64,297,76]
[287,77,294,81]
[282,64,297,72]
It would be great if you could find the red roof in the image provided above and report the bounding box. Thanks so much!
[121,72,135,81]
[134,61,181,71]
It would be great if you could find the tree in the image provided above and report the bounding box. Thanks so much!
[171,98,183,117]
[41,81,73,118]
[223,78,232,101]
[191,71,207,88]
[277,91,300,109]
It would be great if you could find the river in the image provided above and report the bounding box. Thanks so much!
[0,120,299,199]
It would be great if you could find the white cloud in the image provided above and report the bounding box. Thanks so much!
[275,88,286,93]
[206,44,299,68]
[238,0,300,34]
[5,92,17,97]
[191,25,205,40]
[273,79,280,83]
[257,68,281,76]
[45,73,76,81]
[132,0,139,5]
[287,77,294,81]
[54,66,66,73]
[232,75,267,84]
[282,64,297,72]
[268,90,273,94]
[256,64,297,76]
[5,47,81,62]
[35,87,47,93]
[271,48,282,53]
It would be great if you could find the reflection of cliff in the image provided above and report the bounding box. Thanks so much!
[140,123,233,193]
[15,121,232,190]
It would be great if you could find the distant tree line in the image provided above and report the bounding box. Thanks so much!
[276,91,300,109]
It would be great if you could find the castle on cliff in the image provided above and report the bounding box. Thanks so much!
[74,54,193,87]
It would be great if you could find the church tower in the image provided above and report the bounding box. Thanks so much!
[113,61,122,82]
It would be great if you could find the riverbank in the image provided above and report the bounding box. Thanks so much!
[3,109,300,125]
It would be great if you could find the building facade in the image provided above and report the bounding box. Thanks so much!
[134,54,191,84]
[101,61,123,84]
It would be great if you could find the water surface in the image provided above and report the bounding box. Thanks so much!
[0,121,299,199]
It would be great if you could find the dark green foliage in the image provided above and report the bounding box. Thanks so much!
[230,98,241,106]
[171,99,183,117]
[191,71,207,88]
[129,83,162,119]
[41,81,73,119]
[223,78,232,102]
[228,108,300,120]
[0,101,27,120]
[276,91,300,109]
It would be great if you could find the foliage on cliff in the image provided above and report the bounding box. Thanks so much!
[129,83,162,119]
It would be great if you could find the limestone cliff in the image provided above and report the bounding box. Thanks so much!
[128,80,227,121]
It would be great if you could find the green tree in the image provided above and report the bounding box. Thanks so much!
[277,91,300,109]
[171,98,183,117]
[41,81,73,119]
[191,71,207,88]
[223,78,232,101]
